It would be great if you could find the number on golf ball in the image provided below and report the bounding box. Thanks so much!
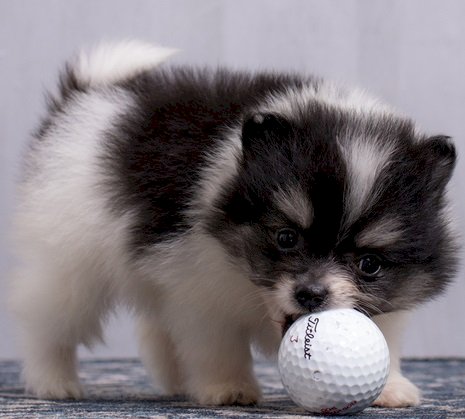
[278,308,390,415]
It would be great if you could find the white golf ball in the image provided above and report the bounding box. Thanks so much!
[278,308,389,415]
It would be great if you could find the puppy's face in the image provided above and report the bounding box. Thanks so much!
[207,105,457,331]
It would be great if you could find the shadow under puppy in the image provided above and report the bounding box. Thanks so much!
[10,41,458,407]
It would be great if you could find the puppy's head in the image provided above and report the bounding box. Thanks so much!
[206,98,458,333]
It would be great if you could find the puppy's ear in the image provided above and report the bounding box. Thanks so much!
[418,135,456,192]
[241,113,292,156]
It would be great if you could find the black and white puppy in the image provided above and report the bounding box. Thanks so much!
[10,41,458,407]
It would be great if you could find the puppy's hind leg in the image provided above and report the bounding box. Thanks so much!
[10,261,112,399]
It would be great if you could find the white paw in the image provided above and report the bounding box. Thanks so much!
[193,381,262,406]
[373,373,420,407]
[26,378,84,400]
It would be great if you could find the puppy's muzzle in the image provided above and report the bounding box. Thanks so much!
[282,283,329,336]
[294,284,328,311]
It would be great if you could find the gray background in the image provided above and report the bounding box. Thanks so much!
[1,0,464,359]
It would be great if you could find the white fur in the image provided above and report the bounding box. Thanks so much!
[73,40,178,87]
[355,217,404,248]
[10,83,277,404]
[10,41,276,405]
[320,272,359,308]
[274,186,313,229]
[134,230,276,404]
[263,82,397,120]
[339,135,397,226]
[10,41,420,407]
[187,126,242,220]
[262,81,400,228]
[272,276,302,320]
[10,91,276,403]
[373,311,421,407]
[10,88,137,398]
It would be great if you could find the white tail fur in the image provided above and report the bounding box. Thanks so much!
[71,40,178,87]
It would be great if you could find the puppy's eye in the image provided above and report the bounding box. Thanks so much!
[357,255,382,278]
[276,228,299,250]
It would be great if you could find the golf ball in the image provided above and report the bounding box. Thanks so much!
[278,308,389,415]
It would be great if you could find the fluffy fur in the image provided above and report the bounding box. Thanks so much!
[10,41,458,407]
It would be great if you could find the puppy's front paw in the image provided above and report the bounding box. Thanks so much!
[194,381,261,406]
[373,373,420,407]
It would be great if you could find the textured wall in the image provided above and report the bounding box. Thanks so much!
[1,0,464,358]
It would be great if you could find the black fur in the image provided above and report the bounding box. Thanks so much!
[103,68,315,252]
[56,64,458,313]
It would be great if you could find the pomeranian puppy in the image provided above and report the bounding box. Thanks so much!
[10,41,458,407]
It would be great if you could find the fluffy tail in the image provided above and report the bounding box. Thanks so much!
[51,40,178,106]
[70,40,178,88]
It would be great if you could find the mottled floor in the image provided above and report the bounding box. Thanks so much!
[1,359,464,418]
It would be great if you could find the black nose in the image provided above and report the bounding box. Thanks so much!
[294,284,328,311]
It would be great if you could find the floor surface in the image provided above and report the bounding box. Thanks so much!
[1,358,464,418]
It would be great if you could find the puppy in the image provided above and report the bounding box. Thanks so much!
[10,41,458,407]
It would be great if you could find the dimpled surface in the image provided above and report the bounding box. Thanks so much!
[278,309,390,415]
